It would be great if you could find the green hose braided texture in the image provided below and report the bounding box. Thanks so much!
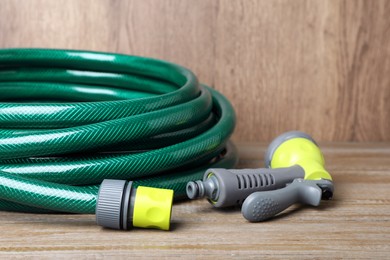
[0,49,237,214]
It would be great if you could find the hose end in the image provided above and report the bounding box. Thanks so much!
[96,179,173,231]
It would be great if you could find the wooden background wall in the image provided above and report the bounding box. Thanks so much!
[0,0,389,142]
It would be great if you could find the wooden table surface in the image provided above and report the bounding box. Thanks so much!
[1,143,389,259]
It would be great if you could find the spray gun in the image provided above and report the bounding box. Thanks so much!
[186,131,334,221]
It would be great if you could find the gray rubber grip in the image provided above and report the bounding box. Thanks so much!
[204,165,305,207]
[241,179,323,222]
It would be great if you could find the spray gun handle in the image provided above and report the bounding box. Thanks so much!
[186,165,305,207]
[241,179,334,222]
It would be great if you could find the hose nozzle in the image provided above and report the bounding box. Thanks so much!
[186,131,334,221]
[186,177,219,200]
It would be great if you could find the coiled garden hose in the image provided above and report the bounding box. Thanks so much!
[0,49,238,215]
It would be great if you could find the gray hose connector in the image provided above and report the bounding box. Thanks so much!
[96,179,174,231]
[96,179,134,230]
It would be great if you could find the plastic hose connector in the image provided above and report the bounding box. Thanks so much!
[133,186,173,230]
[96,179,127,229]
[96,179,173,230]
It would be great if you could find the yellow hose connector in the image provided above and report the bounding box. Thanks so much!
[133,186,174,231]
[96,179,174,231]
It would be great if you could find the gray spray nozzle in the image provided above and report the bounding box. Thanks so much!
[241,178,334,222]
[186,166,305,208]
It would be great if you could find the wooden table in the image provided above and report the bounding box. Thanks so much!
[1,143,389,259]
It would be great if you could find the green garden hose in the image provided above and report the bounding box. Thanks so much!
[0,49,237,214]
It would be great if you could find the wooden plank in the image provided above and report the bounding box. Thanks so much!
[0,0,389,142]
[0,0,217,87]
[113,0,218,85]
[0,143,389,259]
[214,0,390,142]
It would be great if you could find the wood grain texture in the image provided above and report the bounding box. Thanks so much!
[0,142,389,259]
[0,0,389,142]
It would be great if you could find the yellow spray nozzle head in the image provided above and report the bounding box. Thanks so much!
[265,131,332,181]
[133,186,174,231]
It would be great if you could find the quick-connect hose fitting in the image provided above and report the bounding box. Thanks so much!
[186,178,219,201]
[96,179,173,231]
[186,167,305,207]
